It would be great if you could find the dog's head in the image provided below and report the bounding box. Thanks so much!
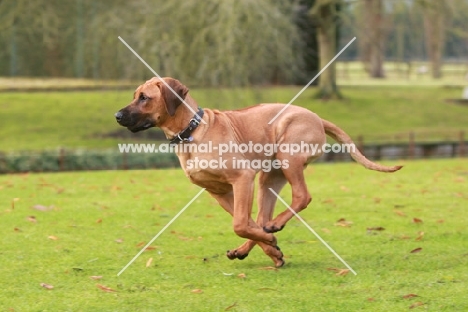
[115,77,189,133]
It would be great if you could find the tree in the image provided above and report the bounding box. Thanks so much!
[366,0,386,78]
[293,0,319,85]
[419,0,453,78]
[356,0,387,78]
[310,0,342,99]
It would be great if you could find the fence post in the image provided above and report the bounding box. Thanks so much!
[59,148,65,171]
[122,152,128,170]
[357,135,364,154]
[408,132,415,159]
[460,130,466,157]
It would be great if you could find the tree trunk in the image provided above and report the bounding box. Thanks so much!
[423,3,445,79]
[369,0,385,78]
[363,0,385,78]
[316,2,341,99]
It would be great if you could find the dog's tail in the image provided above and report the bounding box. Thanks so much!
[322,119,403,173]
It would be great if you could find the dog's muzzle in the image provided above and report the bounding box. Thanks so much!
[115,111,123,123]
[115,110,155,133]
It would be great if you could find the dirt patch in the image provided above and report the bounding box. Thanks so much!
[445,99,468,106]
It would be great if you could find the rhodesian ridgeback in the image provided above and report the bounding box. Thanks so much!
[115,77,402,267]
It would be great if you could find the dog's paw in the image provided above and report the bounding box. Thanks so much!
[273,245,285,268]
[263,223,285,233]
[226,249,249,260]
[275,258,285,268]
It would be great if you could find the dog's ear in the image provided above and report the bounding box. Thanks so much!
[159,78,189,116]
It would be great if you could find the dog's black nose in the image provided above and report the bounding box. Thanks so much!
[115,111,123,122]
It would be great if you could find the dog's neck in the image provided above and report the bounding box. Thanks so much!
[159,94,201,139]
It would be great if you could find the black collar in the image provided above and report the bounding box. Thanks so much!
[170,107,204,145]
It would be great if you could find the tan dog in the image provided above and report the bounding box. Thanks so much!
[115,77,402,267]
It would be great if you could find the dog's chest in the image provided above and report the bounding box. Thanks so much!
[184,168,231,193]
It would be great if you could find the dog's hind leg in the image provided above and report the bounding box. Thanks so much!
[209,191,284,267]
[263,156,312,233]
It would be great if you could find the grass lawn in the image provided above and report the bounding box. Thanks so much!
[0,85,467,151]
[0,159,467,311]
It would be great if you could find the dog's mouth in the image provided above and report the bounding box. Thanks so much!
[115,110,156,133]
[127,121,155,133]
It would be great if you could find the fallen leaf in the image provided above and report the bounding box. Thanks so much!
[96,284,116,293]
[409,302,425,309]
[327,268,350,275]
[145,246,156,251]
[322,198,335,204]
[321,228,332,234]
[327,268,341,272]
[373,197,381,204]
[436,219,444,224]
[413,218,423,223]
[178,236,193,241]
[237,273,246,278]
[11,198,20,209]
[415,231,424,241]
[258,266,278,271]
[48,235,58,240]
[136,241,145,247]
[90,276,103,280]
[40,283,54,290]
[191,289,203,294]
[403,294,419,299]
[56,188,65,194]
[367,298,375,302]
[394,210,406,216]
[114,238,124,243]
[111,185,122,191]
[367,227,385,231]
[14,227,21,232]
[146,258,153,268]
[224,302,237,311]
[410,247,422,253]
[399,235,411,240]
[26,216,37,223]
[334,218,353,227]
[96,219,102,224]
[32,204,50,211]
[336,269,350,276]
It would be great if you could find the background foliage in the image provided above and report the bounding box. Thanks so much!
[1,0,468,86]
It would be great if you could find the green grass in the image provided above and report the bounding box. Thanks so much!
[1,85,467,151]
[0,77,137,91]
[0,159,467,311]
[336,61,468,87]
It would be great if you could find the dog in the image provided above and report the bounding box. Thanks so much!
[115,77,402,267]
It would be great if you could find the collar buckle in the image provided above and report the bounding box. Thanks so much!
[170,107,204,145]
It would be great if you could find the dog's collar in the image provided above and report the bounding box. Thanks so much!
[169,107,204,145]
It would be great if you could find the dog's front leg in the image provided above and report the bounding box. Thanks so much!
[231,172,277,246]
[210,190,284,267]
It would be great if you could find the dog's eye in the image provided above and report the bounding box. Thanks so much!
[139,94,148,101]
